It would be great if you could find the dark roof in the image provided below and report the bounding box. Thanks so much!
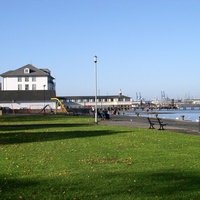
[57,95,131,100]
[0,64,54,79]
[0,90,56,102]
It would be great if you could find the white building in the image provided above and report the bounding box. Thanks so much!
[57,90,133,110]
[1,64,55,91]
[0,64,57,111]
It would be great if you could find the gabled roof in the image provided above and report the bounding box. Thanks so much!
[0,90,56,102]
[0,64,54,79]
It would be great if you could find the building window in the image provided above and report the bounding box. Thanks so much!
[18,77,22,82]
[18,84,22,90]
[32,77,36,82]
[24,68,30,74]
[25,77,29,82]
[25,84,29,90]
[32,84,36,90]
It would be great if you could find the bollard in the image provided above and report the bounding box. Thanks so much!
[180,115,184,120]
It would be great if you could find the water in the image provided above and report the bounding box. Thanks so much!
[125,108,200,122]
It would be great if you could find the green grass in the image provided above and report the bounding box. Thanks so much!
[0,115,200,200]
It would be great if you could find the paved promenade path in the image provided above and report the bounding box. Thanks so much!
[100,115,200,136]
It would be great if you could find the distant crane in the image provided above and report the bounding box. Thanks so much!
[161,91,166,99]
[136,92,142,100]
[139,92,142,100]
[136,92,138,100]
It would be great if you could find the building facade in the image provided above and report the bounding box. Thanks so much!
[0,64,57,111]
[58,91,132,109]
[1,64,55,91]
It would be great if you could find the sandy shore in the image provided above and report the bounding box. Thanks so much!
[99,115,200,136]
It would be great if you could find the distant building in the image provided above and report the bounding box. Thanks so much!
[58,90,132,109]
[0,64,133,112]
[0,64,56,110]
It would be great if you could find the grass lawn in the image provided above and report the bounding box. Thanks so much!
[0,115,200,200]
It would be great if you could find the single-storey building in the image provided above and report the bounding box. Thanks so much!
[58,90,132,109]
[0,90,56,111]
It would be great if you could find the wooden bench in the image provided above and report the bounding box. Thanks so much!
[147,117,166,130]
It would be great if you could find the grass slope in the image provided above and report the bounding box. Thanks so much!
[0,115,200,200]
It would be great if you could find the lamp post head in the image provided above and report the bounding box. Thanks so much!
[94,55,97,63]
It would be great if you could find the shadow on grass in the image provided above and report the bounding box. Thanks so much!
[103,170,200,198]
[0,123,93,131]
[0,114,75,122]
[0,126,126,145]
[0,175,38,195]
[1,169,200,199]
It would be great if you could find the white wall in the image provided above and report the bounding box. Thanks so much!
[3,77,17,90]
[2,76,48,90]
[36,77,48,90]
[0,101,56,109]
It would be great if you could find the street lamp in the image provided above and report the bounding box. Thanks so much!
[43,84,46,114]
[94,55,98,125]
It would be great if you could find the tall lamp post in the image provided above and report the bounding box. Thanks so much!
[43,84,46,114]
[94,55,98,125]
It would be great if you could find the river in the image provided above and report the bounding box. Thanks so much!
[125,108,200,122]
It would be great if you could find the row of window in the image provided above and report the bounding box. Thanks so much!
[62,98,127,103]
[18,84,36,90]
[18,77,36,82]
[63,99,112,103]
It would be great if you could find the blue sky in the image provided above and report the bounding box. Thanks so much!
[1,0,200,100]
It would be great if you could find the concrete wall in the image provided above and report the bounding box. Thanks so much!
[0,101,56,110]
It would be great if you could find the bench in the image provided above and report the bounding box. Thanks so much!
[147,117,166,130]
